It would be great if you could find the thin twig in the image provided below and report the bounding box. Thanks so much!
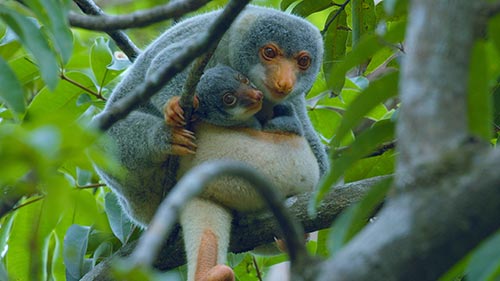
[76,183,106,189]
[252,256,263,281]
[72,0,141,61]
[321,0,351,35]
[60,72,104,100]
[91,0,251,132]
[69,0,212,31]
[11,195,45,212]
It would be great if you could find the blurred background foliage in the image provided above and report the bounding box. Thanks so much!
[0,0,499,280]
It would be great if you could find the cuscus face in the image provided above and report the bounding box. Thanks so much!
[229,11,324,103]
[195,65,263,127]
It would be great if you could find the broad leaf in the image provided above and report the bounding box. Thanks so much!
[468,40,492,140]
[22,0,73,63]
[104,192,134,245]
[0,8,59,89]
[0,56,25,114]
[332,71,398,147]
[311,119,395,213]
[64,225,91,281]
[323,8,348,91]
[466,230,500,281]
[292,0,334,17]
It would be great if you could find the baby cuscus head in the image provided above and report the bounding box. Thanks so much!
[195,64,263,128]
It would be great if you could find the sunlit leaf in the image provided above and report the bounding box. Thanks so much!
[311,119,395,213]
[332,71,398,147]
[26,71,95,123]
[292,0,333,17]
[468,40,492,140]
[0,7,59,89]
[5,199,43,281]
[0,56,25,114]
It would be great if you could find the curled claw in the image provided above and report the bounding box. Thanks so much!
[170,127,197,155]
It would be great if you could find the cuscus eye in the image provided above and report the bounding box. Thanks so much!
[297,52,311,70]
[260,44,278,60]
[222,92,237,106]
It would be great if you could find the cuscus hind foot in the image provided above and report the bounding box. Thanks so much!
[204,265,234,281]
[171,127,197,155]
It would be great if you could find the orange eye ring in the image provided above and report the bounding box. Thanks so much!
[261,45,278,61]
[297,53,311,70]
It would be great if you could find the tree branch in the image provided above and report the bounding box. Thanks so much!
[80,175,385,281]
[91,0,251,132]
[317,145,500,281]
[69,0,212,31]
[72,0,141,61]
[128,160,309,272]
[395,0,483,185]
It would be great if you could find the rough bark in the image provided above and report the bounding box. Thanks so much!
[396,0,482,186]
[317,146,500,281]
[315,1,499,280]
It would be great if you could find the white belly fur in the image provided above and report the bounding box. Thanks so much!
[177,122,320,212]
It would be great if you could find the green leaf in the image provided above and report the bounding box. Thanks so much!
[5,199,43,281]
[0,25,22,59]
[91,37,114,88]
[291,0,333,17]
[64,225,91,281]
[0,261,8,281]
[281,0,299,10]
[22,0,73,64]
[333,71,398,147]
[328,176,392,256]
[383,0,406,16]
[0,8,59,90]
[323,8,348,90]
[311,119,395,214]
[92,241,113,267]
[468,40,492,140]
[344,150,395,182]
[104,192,134,245]
[26,71,95,123]
[351,0,376,48]
[0,56,25,114]
[76,167,93,187]
[490,15,500,55]
[327,34,382,93]
[466,230,500,281]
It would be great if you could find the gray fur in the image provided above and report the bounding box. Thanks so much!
[195,65,261,129]
[94,5,329,227]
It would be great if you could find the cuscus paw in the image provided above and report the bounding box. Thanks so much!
[204,264,234,281]
[164,96,200,127]
[170,127,197,155]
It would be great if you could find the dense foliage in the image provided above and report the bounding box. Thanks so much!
[1,0,500,280]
